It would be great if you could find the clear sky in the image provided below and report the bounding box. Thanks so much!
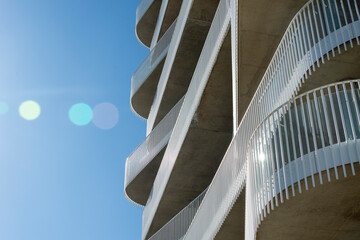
[0,0,147,239]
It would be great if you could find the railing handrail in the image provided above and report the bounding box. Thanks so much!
[124,96,184,205]
[136,0,157,24]
[148,188,207,240]
[132,18,178,97]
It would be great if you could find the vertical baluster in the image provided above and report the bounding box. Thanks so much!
[342,82,358,171]
[333,0,349,50]
[292,20,305,83]
[288,101,302,193]
[277,108,290,199]
[267,117,279,206]
[254,131,265,220]
[301,8,315,73]
[335,84,355,175]
[322,0,336,56]
[316,0,330,60]
[261,123,274,211]
[346,0,359,44]
[307,3,321,68]
[272,113,284,203]
[328,86,347,177]
[313,89,331,181]
[300,96,316,187]
[307,92,323,184]
[297,14,312,77]
[282,105,296,196]
[320,88,339,179]
[252,140,262,223]
[350,81,360,163]
[327,0,342,53]
[294,98,309,190]
[258,128,269,217]
[353,0,360,44]
[340,0,354,47]
[312,0,325,63]
[288,25,301,94]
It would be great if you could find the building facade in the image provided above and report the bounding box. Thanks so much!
[125,0,360,239]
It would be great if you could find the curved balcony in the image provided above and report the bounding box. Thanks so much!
[185,0,360,239]
[247,80,360,239]
[131,19,177,119]
[125,97,184,206]
[136,0,162,47]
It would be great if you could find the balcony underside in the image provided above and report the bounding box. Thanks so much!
[257,164,360,240]
[237,0,308,121]
[149,0,220,131]
[126,148,165,205]
[157,0,183,41]
[298,44,360,95]
[146,31,233,239]
[136,0,162,47]
[131,58,165,119]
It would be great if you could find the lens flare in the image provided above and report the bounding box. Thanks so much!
[0,102,9,115]
[19,100,41,120]
[69,103,93,126]
[259,152,266,162]
[92,102,119,130]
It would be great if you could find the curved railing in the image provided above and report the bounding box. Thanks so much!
[184,0,360,239]
[148,189,207,240]
[247,80,360,237]
[125,96,184,206]
[136,0,159,26]
[131,19,177,119]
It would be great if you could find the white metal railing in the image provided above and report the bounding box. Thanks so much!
[124,96,184,207]
[131,19,177,101]
[247,80,360,237]
[185,0,360,239]
[148,189,207,240]
[142,0,231,238]
[136,0,158,26]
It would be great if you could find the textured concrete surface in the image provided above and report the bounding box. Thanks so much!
[215,190,246,240]
[146,30,233,239]
[257,164,360,240]
[236,0,308,124]
[298,44,360,95]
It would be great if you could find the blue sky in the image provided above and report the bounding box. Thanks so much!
[0,0,147,239]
